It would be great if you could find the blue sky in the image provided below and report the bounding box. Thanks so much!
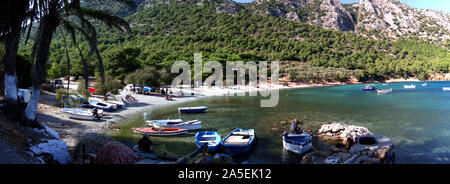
[233,0,450,13]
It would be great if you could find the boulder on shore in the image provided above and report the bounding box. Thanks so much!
[301,122,395,164]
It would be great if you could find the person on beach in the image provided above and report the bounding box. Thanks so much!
[138,133,153,153]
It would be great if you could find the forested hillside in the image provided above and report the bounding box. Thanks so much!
[18,0,450,82]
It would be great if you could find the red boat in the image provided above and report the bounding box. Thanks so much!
[132,127,188,136]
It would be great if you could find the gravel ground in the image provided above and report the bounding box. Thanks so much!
[0,137,39,164]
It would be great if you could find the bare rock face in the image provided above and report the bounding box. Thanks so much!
[251,0,355,31]
[356,0,450,42]
[318,0,355,31]
[215,0,243,14]
[301,122,395,164]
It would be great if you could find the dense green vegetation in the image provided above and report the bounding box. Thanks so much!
[20,0,450,83]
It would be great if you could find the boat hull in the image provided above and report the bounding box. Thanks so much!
[178,106,208,113]
[282,138,312,155]
[282,133,312,155]
[132,127,188,136]
[61,108,102,121]
[195,131,221,152]
[222,129,255,155]
[153,121,202,130]
[361,88,376,91]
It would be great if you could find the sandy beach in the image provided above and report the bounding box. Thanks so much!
[36,83,315,150]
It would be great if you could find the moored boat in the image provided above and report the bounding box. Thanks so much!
[361,85,376,91]
[443,87,450,91]
[146,119,183,126]
[88,98,117,111]
[195,131,221,152]
[282,131,312,155]
[222,128,255,155]
[178,106,208,113]
[148,119,202,130]
[132,127,188,136]
[421,83,428,87]
[377,88,393,94]
[61,108,103,120]
[403,84,416,89]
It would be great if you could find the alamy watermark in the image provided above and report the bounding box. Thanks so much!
[170,53,279,107]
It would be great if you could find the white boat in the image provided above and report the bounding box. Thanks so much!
[443,87,450,91]
[146,119,183,126]
[147,119,202,130]
[61,108,103,120]
[106,100,125,108]
[403,84,416,89]
[382,83,389,86]
[282,132,312,155]
[377,88,393,94]
[421,83,428,87]
[89,98,118,111]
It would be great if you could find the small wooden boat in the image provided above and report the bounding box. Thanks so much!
[361,85,376,91]
[148,119,202,130]
[88,98,117,111]
[132,127,188,136]
[443,87,450,91]
[178,106,208,113]
[377,88,393,94]
[195,131,221,152]
[222,128,255,155]
[61,108,103,120]
[282,132,312,155]
[403,84,416,89]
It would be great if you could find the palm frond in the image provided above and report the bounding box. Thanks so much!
[75,7,130,33]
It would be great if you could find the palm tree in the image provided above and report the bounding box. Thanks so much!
[23,0,131,124]
[0,0,35,120]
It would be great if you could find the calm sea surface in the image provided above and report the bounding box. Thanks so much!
[111,81,450,164]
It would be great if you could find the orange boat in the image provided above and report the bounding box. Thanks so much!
[132,127,188,136]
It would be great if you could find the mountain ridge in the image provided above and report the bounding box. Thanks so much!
[95,0,449,43]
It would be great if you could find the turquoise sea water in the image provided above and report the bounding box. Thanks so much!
[114,81,450,164]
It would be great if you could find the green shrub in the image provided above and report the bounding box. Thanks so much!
[77,79,90,100]
[95,75,122,96]
[55,88,70,107]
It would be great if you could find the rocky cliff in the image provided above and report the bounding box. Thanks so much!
[356,0,450,42]
[86,0,450,43]
[250,0,355,31]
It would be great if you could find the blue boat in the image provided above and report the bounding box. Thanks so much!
[178,106,208,113]
[222,128,255,155]
[195,131,222,152]
[361,85,376,91]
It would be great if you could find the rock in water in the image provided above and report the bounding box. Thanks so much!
[302,122,395,164]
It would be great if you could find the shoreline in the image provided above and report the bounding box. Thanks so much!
[37,79,448,153]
